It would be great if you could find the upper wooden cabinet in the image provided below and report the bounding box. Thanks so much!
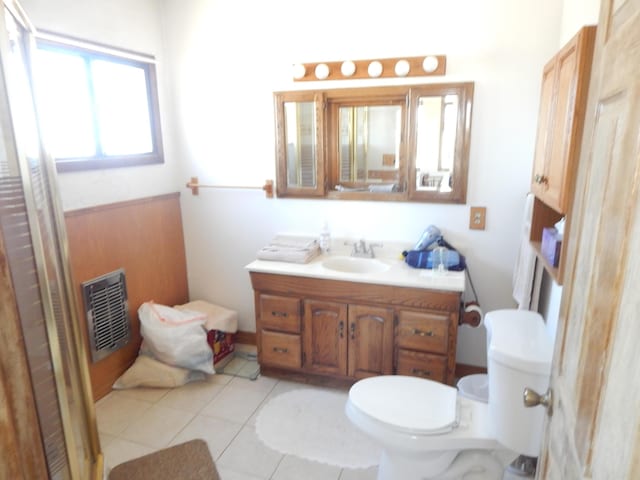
[531,26,596,214]
[530,25,596,284]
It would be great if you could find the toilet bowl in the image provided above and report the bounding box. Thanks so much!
[346,309,553,480]
[346,375,514,480]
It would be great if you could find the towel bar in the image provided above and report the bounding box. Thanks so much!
[186,176,273,198]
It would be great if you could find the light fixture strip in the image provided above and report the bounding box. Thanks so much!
[293,55,446,82]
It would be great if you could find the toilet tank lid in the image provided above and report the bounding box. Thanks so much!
[487,310,553,375]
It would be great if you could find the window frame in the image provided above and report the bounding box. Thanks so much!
[34,32,164,172]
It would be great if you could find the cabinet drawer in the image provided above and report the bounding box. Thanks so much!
[260,294,301,333]
[396,349,447,382]
[261,331,302,369]
[396,310,449,354]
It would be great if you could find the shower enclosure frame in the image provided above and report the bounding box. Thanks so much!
[0,0,102,478]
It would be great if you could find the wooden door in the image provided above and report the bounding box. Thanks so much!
[303,300,348,375]
[538,1,640,478]
[347,305,394,379]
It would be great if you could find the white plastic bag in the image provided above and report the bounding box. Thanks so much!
[138,302,214,374]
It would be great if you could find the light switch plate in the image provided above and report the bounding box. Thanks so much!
[470,207,486,230]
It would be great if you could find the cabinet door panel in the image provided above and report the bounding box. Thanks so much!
[347,305,394,379]
[532,60,557,200]
[546,43,579,212]
[303,300,348,375]
[396,349,447,382]
[261,331,302,369]
[259,294,301,333]
[396,310,449,354]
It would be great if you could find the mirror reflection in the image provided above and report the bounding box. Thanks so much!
[274,83,473,202]
[415,94,459,193]
[337,105,401,192]
[284,100,317,188]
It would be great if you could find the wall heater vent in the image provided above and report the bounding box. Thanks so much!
[82,269,130,363]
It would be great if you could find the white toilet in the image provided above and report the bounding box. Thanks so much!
[345,309,554,480]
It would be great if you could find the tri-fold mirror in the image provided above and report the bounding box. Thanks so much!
[274,82,474,203]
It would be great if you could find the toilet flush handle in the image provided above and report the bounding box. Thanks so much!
[523,387,553,416]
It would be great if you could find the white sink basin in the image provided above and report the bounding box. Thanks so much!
[321,256,390,274]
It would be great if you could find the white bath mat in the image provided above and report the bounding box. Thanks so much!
[255,388,380,469]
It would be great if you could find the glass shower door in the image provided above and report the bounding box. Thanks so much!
[0,1,101,478]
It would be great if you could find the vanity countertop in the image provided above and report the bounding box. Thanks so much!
[245,252,465,292]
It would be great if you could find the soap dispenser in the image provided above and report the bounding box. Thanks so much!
[319,221,331,253]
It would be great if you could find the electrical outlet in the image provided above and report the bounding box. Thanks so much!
[470,207,486,230]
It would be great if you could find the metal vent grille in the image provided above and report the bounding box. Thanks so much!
[82,269,130,363]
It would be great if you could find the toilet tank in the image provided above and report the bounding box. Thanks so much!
[485,310,553,457]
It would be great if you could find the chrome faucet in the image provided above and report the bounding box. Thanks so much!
[346,239,383,258]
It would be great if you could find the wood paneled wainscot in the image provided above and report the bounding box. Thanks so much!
[249,272,460,386]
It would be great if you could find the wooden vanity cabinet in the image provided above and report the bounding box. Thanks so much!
[303,301,394,378]
[250,272,460,386]
[395,309,453,382]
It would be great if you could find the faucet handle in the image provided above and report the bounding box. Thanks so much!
[367,242,383,257]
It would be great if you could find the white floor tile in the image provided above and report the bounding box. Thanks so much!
[272,455,341,480]
[200,385,270,424]
[156,379,224,413]
[227,374,278,393]
[207,372,235,385]
[102,438,154,474]
[215,466,266,480]
[98,432,116,450]
[217,425,283,478]
[95,392,154,435]
[169,414,243,459]
[118,404,194,448]
[339,466,379,480]
[114,386,170,403]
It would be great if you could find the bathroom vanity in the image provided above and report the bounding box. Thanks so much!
[246,250,465,386]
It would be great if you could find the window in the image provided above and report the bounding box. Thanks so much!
[33,33,163,172]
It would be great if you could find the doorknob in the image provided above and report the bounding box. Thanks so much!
[523,387,553,416]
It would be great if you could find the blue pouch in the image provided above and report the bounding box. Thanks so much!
[403,238,466,271]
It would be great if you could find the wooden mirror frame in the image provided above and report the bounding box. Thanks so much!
[274,82,474,203]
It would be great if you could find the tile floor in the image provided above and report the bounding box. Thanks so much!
[97,368,377,480]
[97,354,526,480]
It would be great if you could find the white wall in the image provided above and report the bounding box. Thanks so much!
[19,0,590,367]
[19,0,182,210]
[161,0,564,367]
[560,0,601,44]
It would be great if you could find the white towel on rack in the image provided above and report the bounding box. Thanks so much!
[512,193,537,309]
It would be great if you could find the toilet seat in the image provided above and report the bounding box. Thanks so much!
[348,375,459,435]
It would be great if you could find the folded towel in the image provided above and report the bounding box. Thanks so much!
[257,244,321,264]
[269,235,319,249]
[175,300,238,333]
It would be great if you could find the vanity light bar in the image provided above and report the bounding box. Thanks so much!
[292,55,446,81]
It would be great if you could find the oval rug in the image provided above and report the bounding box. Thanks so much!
[255,388,380,469]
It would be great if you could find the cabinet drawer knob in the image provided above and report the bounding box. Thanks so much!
[338,320,344,338]
[411,328,435,337]
[350,322,356,340]
[272,347,289,354]
[271,311,288,317]
[411,368,431,377]
[534,174,548,185]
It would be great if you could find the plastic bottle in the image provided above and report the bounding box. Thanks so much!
[319,222,331,253]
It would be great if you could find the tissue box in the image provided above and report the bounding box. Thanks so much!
[541,227,562,267]
[207,329,235,366]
